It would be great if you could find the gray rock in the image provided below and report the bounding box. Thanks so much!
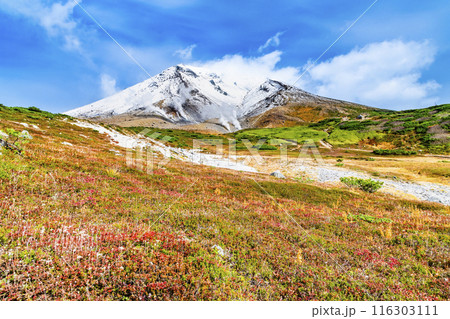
[270,171,286,179]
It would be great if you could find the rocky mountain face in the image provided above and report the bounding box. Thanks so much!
[66,65,369,132]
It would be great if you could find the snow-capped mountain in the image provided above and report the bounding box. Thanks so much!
[66,65,366,131]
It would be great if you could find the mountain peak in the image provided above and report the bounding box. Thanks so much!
[66,65,369,132]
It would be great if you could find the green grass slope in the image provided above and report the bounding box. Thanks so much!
[231,104,450,154]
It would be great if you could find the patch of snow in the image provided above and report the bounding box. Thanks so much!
[61,142,73,146]
[19,123,29,128]
[238,80,284,117]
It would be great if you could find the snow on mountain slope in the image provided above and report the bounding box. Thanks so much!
[66,65,248,129]
[238,80,286,117]
[238,79,356,119]
[66,64,367,131]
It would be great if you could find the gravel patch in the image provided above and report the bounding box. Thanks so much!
[291,163,450,206]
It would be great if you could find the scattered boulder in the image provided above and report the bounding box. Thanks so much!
[357,114,369,120]
[270,170,286,179]
[20,130,32,140]
[0,138,21,154]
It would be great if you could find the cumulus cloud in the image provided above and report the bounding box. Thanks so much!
[194,51,301,90]
[100,74,119,97]
[299,40,440,109]
[174,44,197,60]
[258,32,284,53]
[0,0,81,50]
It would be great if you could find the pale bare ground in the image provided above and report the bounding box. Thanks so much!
[342,156,449,186]
[96,114,233,134]
[238,153,450,205]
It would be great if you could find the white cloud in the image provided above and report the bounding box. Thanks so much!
[100,74,119,97]
[299,40,440,109]
[258,32,284,53]
[0,0,81,50]
[194,51,301,90]
[174,44,197,60]
[192,40,440,109]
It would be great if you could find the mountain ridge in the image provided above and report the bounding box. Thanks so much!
[66,64,372,132]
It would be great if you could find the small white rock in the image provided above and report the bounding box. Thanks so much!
[20,130,32,140]
[212,245,225,257]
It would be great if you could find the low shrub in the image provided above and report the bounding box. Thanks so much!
[338,120,378,131]
[340,177,384,193]
[252,144,278,151]
[373,149,417,156]
[0,128,32,154]
[350,214,393,224]
[28,106,42,112]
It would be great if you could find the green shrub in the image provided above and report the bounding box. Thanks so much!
[0,128,32,153]
[350,214,393,224]
[340,177,384,193]
[326,129,384,146]
[252,144,278,151]
[338,120,378,131]
[373,149,417,156]
[234,126,328,144]
[428,144,450,154]
[326,129,361,145]
[308,118,341,129]
[0,162,11,180]
[28,106,42,112]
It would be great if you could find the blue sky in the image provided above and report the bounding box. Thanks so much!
[0,0,449,112]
